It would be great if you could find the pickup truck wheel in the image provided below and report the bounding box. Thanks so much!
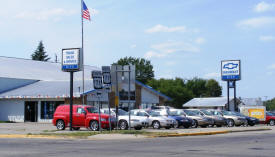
[269,120,275,126]
[72,127,80,130]
[192,120,198,128]
[174,120,179,128]
[243,120,248,127]
[134,126,142,130]
[119,120,128,130]
[90,120,99,131]
[227,119,235,127]
[56,120,65,130]
[152,121,160,129]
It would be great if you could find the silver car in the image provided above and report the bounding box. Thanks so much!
[183,109,213,128]
[147,110,175,129]
[219,110,247,127]
[185,109,215,127]
[101,108,147,130]
[200,109,228,127]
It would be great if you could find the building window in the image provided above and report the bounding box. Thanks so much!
[41,101,64,119]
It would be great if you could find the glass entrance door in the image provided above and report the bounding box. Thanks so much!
[24,101,38,122]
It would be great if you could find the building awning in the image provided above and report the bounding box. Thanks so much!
[183,97,236,107]
[0,80,93,99]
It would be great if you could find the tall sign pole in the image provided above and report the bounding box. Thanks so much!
[128,65,131,130]
[81,0,85,105]
[62,48,83,131]
[221,60,241,111]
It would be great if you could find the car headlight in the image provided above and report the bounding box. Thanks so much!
[101,118,107,122]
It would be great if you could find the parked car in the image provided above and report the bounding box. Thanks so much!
[232,111,259,126]
[147,110,175,129]
[185,109,215,127]
[101,108,147,130]
[264,112,275,126]
[220,110,247,127]
[153,109,193,128]
[53,105,116,131]
[130,109,150,127]
[182,109,213,128]
[150,106,174,110]
[202,109,229,127]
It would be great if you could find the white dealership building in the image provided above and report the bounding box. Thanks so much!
[0,56,170,122]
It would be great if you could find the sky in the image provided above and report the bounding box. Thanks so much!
[0,0,275,100]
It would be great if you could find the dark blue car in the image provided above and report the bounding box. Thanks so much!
[168,110,193,128]
[233,112,259,126]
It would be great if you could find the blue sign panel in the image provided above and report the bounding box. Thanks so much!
[62,48,82,72]
[62,65,78,70]
[221,60,241,81]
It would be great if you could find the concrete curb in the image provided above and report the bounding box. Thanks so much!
[148,128,272,138]
[0,134,71,139]
[0,128,271,139]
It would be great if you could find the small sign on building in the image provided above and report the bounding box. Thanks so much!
[221,60,241,81]
[62,48,83,72]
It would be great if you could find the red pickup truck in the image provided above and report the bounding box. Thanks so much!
[52,105,116,131]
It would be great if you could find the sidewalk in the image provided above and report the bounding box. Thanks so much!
[0,122,273,139]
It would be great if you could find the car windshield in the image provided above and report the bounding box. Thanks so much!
[110,109,128,116]
[200,110,213,116]
[222,111,236,116]
[86,107,99,113]
[118,109,128,116]
[233,112,244,116]
[183,110,197,116]
[168,111,181,116]
[189,110,202,116]
[138,111,149,116]
[266,112,274,116]
[150,111,162,117]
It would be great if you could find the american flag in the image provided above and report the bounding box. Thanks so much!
[82,1,90,21]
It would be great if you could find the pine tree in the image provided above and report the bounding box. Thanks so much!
[31,41,51,61]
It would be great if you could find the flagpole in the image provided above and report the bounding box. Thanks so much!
[81,0,85,105]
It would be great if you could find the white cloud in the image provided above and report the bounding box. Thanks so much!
[204,72,220,79]
[144,51,165,59]
[145,24,199,33]
[267,71,273,76]
[165,61,177,66]
[195,37,206,44]
[254,2,275,13]
[91,9,99,15]
[259,35,275,41]
[237,16,275,29]
[267,63,275,70]
[14,8,77,21]
[151,41,200,53]
[130,44,137,48]
[144,41,200,59]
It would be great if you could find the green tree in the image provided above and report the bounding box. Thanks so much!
[147,78,194,108]
[31,41,50,61]
[205,79,222,97]
[264,98,275,111]
[115,57,154,84]
[186,78,207,97]
[147,77,222,108]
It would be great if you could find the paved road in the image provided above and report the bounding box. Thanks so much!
[0,130,274,157]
